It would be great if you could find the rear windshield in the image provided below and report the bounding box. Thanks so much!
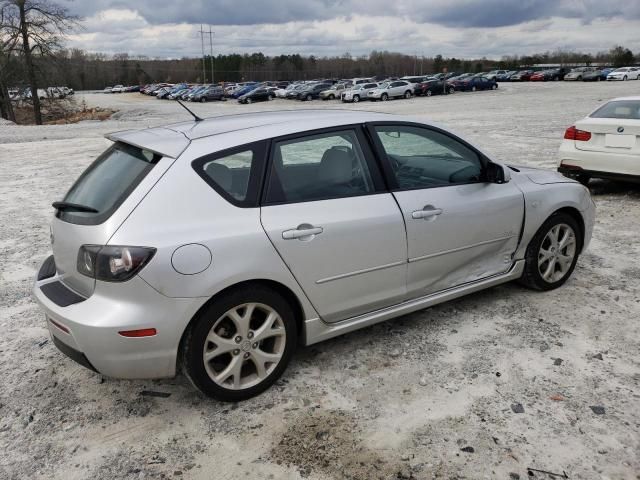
[590,100,640,120]
[57,142,160,225]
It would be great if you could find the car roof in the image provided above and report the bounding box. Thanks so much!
[609,96,640,101]
[107,110,425,158]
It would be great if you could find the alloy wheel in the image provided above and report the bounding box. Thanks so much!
[537,223,577,283]
[202,303,286,390]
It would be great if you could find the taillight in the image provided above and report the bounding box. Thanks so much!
[77,245,156,282]
[564,126,591,141]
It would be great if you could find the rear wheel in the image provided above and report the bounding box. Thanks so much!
[519,213,581,291]
[183,286,297,401]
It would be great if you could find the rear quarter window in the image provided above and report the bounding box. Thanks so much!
[192,141,267,207]
[57,142,160,225]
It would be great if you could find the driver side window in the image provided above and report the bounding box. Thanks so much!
[265,130,374,204]
[374,126,483,189]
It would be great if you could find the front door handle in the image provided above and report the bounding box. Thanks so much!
[411,206,443,220]
[282,224,323,240]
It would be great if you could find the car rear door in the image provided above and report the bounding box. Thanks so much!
[260,127,407,323]
[367,123,524,298]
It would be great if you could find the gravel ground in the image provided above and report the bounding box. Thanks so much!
[1,82,639,480]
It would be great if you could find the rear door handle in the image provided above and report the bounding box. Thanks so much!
[412,206,443,220]
[282,225,323,240]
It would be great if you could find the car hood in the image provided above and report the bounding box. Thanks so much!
[508,165,577,185]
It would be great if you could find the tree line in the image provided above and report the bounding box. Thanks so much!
[0,0,637,123]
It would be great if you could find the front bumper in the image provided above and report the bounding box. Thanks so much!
[33,259,204,379]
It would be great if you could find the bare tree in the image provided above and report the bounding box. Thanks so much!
[1,0,76,124]
[0,2,19,120]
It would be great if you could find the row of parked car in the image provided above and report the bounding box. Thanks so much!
[486,66,640,82]
[8,86,74,101]
[111,65,639,108]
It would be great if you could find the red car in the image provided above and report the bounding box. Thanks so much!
[529,72,546,82]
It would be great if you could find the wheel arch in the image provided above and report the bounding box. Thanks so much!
[177,279,306,372]
[550,206,585,252]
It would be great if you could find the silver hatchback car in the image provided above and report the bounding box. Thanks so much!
[34,110,595,401]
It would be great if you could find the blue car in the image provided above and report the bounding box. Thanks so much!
[231,83,260,98]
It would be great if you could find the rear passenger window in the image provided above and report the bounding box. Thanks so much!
[265,131,374,204]
[193,142,266,207]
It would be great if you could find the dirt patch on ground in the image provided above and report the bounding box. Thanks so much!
[10,98,115,125]
[271,410,409,479]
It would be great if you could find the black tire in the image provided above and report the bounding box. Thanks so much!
[381,93,388,101]
[426,90,432,97]
[306,94,312,101]
[448,87,455,94]
[471,86,477,92]
[623,75,627,81]
[519,213,582,291]
[353,95,360,103]
[246,98,252,104]
[200,97,207,103]
[329,94,335,100]
[404,90,411,99]
[492,84,498,90]
[183,285,297,401]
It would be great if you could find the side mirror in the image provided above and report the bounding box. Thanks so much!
[485,162,511,184]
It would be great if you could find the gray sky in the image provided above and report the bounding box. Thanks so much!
[59,0,640,59]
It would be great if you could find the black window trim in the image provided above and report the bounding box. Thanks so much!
[261,124,388,207]
[191,140,268,208]
[364,121,492,192]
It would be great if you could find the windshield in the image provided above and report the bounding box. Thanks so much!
[590,100,640,120]
[379,82,389,88]
[58,142,160,225]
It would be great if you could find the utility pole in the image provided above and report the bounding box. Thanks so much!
[199,24,206,82]
[208,27,214,84]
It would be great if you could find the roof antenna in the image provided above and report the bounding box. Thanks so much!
[176,99,204,122]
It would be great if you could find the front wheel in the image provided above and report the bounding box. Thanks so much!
[200,97,207,103]
[329,94,335,100]
[426,90,432,97]
[353,95,360,103]
[471,86,477,92]
[404,90,412,99]
[623,75,627,81]
[448,87,455,94]
[492,84,498,90]
[246,98,252,104]
[306,94,312,101]
[519,213,581,291]
[381,93,388,101]
[183,286,297,401]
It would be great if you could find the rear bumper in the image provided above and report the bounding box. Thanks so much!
[559,166,640,184]
[558,141,640,178]
[33,265,204,379]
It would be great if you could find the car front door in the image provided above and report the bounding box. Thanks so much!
[260,127,407,323]
[368,123,525,299]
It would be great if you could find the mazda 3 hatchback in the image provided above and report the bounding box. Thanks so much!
[34,110,595,401]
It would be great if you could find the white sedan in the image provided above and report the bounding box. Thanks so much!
[606,67,640,81]
[558,96,640,184]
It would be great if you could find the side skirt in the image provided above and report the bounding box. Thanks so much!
[303,260,525,345]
